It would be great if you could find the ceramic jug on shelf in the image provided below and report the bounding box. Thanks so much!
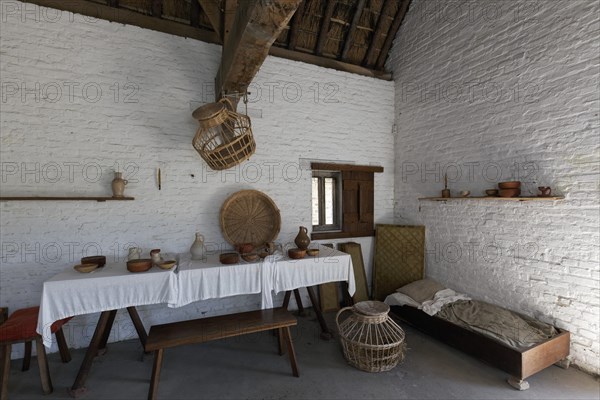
[294,226,310,250]
[111,172,128,198]
[190,233,206,260]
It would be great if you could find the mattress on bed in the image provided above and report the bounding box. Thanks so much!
[436,299,557,350]
[385,281,558,350]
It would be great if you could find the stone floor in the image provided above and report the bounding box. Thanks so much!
[5,311,599,400]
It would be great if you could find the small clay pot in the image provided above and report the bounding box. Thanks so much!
[498,189,521,198]
[485,189,498,197]
[498,181,521,189]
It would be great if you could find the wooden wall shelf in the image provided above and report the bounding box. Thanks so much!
[0,196,135,202]
[419,196,564,202]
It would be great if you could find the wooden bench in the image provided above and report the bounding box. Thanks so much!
[145,308,299,400]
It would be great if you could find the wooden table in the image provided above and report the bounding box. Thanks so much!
[37,258,178,397]
[38,247,355,397]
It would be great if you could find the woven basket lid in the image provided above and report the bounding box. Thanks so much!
[220,190,281,247]
[192,102,226,121]
[353,301,390,316]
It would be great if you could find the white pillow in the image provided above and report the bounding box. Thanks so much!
[384,292,422,308]
[396,279,446,303]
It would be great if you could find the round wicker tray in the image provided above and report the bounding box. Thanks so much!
[220,190,281,247]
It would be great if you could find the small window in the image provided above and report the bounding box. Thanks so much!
[312,171,342,232]
[311,163,383,240]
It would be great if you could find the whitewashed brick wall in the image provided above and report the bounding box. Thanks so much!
[389,0,599,375]
[0,1,394,357]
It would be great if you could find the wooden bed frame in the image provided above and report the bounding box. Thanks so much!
[390,304,570,390]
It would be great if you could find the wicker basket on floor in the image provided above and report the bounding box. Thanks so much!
[336,301,406,372]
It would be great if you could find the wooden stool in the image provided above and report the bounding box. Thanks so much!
[0,307,72,399]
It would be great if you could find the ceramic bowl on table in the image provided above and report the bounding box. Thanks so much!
[288,248,306,259]
[220,252,240,265]
[158,260,177,270]
[485,189,498,197]
[258,251,269,259]
[306,248,319,257]
[127,259,152,273]
[81,256,106,267]
[242,253,259,262]
[74,263,98,273]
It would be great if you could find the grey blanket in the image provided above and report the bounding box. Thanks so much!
[436,300,558,350]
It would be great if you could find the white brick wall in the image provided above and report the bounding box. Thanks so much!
[389,0,599,375]
[0,1,394,356]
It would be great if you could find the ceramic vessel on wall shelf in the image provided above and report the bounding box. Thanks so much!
[111,172,128,197]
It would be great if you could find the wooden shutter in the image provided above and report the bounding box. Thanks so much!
[342,171,374,237]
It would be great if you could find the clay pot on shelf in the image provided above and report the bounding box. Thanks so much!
[294,226,310,250]
[498,189,521,198]
[111,172,128,198]
[538,186,552,197]
[485,189,498,197]
[498,181,521,189]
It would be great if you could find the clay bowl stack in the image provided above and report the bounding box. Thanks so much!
[498,181,521,198]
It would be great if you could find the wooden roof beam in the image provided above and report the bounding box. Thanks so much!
[315,1,337,55]
[287,0,306,50]
[363,0,395,67]
[375,0,411,70]
[340,0,366,61]
[215,0,302,103]
[198,0,223,40]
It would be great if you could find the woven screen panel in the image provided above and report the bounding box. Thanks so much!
[372,224,425,301]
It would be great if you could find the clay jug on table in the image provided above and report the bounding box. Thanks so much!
[294,226,310,250]
[190,233,206,260]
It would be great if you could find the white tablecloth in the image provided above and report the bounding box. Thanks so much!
[261,246,356,308]
[173,253,262,307]
[37,258,178,347]
[37,246,355,347]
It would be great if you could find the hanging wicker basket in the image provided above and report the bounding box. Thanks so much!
[192,98,256,171]
[336,301,406,373]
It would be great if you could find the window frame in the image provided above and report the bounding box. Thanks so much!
[310,163,384,240]
[312,170,342,233]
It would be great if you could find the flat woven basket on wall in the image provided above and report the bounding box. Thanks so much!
[192,98,256,171]
[336,301,406,373]
[220,190,281,247]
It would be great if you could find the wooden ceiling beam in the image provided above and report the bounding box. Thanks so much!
[375,0,411,70]
[363,0,395,67]
[190,0,201,28]
[215,0,302,103]
[287,0,306,50]
[19,0,221,44]
[340,0,367,61]
[315,1,337,55]
[198,0,223,39]
[269,46,391,80]
[151,0,162,17]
